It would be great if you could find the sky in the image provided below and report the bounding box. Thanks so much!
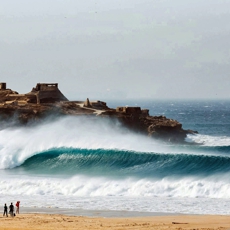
[0,0,230,101]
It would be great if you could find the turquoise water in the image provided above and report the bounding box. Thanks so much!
[0,99,230,214]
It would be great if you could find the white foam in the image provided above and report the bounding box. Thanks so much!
[0,116,229,169]
[0,174,230,198]
[186,134,230,146]
[1,175,230,214]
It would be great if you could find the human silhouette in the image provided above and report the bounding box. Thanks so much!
[16,201,20,214]
[9,203,14,217]
[3,203,8,217]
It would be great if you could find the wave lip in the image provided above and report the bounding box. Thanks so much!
[0,117,230,179]
[0,116,162,169]
[0,115,203,170]
[7,145,229,179]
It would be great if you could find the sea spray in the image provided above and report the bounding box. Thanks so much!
[1,115,204,169]
[187,133,230,147]
[0,116,156,169]
[1,100,230,215]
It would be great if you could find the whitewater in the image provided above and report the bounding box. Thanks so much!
[0,100,230,215]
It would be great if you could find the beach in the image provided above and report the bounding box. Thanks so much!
[1,212,230,230]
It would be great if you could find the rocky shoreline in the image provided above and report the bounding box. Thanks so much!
[0,82,197,143]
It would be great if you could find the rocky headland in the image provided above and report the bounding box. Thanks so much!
[0,82,197,143]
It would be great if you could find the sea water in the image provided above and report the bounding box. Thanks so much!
[0,99,230,215]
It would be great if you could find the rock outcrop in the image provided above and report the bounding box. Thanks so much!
[0,82,197,143]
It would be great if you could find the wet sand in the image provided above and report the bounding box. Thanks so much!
[0,208,230,230]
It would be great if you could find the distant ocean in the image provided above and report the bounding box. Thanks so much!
[0,99,230,215]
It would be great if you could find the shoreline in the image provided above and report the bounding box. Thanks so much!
[1,212,230,230]
[1,206,184,218]
[21,207,186,218]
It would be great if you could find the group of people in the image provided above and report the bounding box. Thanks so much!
[3,201,20,217]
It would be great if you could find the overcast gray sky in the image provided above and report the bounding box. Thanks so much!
[1,0,230,100]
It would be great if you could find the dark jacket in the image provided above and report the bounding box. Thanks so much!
[9,204,14,212]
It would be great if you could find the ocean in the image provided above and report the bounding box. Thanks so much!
[0,99,230,215]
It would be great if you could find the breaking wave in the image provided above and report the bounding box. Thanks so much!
[0,115,230,202]
[15,147,230,178]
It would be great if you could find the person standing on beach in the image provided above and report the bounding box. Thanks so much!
[3,203,8,217]
[16,201,20,214]
[9,203,14,217]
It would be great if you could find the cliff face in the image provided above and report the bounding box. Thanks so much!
[0,83,197,143]
[99,109,194,142]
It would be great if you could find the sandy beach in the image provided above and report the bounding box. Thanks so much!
[1,210,230,230]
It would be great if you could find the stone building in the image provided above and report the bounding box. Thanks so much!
[30,83,68,104]
[116,106,149,116]
[116,106,141,114]
[0,83,6,90]
[0,82,68,105]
